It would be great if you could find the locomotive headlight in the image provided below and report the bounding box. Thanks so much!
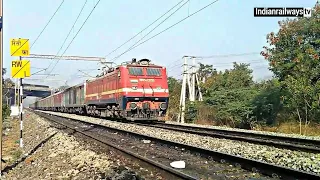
[130,102,137,110]
[156,86,161,90]
[132,86,137,90]
[160,102,167,110]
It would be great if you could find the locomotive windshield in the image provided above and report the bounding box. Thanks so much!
[146,68,161,76]
[128,67,162,76]
[128,67,143,76]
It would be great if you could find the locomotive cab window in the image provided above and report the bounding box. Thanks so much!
[147,68,161,76]
[128,67,143,76]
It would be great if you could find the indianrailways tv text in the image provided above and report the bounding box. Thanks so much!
[254,7,312,17]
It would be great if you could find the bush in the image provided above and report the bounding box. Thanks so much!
[2,105,11,120]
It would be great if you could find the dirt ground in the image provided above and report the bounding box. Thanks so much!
[2,116,22,166]
[0,110,145,180]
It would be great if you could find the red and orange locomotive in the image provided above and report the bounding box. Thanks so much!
[30,58,169,121]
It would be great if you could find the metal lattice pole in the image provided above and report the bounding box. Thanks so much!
[179,56,188,123]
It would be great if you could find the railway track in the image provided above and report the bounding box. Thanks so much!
[35,110,320,180]
[35,111,195,180]
[134,122,320,153]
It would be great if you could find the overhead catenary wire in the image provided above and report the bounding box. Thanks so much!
[31,0,65,49]
[46,0,102,78]
[167,58,267,76]
[111,0,190,63]
[104,0,186,58]
[166,59,182,69]
[63,62,102,87]
[195,52,261,58]
[166,51,263,71]
[109,0,221,62]
[45,0,88,73]
[171,64,269,78]
[79,0,188,79]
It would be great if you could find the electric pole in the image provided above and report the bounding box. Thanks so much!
[0,0,3,175]
[179,56,188,123]
[178,56,203,123]
[191,57,196,102]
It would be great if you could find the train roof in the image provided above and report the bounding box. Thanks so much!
[36,82,85,102]
[64,82,85,90]
[86,68,119,82]
[121,58,164,68]
[86,58,164,83]
[38,58,164,93]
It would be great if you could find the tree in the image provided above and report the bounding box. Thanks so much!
[197,63,215,83]
[261,3,320,133]
[2,68,12,120]
[202,62,259,128]
[2,68,6,86]
[251,79,282,125]
[204,62,254,93]
[167,77,182,120]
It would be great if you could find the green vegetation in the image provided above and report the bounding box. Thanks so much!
[167,3,320,135]
[2,68,13,121]
[10,149,23,163]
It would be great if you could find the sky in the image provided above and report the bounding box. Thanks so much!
[3,0,317,90]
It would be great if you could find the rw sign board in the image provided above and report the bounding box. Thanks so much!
[11,60,31,78]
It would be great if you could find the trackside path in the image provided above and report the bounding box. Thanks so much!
[1,110,144,179]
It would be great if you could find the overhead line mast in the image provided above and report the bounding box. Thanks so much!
[178,56,203,123]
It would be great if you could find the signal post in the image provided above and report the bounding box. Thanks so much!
[10,38,31,148]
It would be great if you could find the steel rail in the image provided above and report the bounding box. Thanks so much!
[134,122,320,153]
[35,111,320,180]
[35,111,196,180]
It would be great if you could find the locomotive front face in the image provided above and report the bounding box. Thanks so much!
[120,64,169,121]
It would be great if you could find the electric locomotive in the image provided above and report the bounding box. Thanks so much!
[30,58,169,121]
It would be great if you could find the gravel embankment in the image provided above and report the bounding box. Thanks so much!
[22,111,57,153]
[53,116,266,179]
[41,111,320,175]
[2,110,142,180]
[166,121,320,141]
[3,132,113,179]
[2,111,57,166]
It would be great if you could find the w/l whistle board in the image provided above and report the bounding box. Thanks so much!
[11,60,31,78]
[10,38,30,56]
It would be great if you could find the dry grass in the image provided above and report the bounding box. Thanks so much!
[2,117,23,166]
[195,105,217,124]
[194,119,216,126]
[168,106,320,137]
[260,121,320,136]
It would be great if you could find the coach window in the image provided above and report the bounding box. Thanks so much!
[146,68,161,76]
[128,67,143,76]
